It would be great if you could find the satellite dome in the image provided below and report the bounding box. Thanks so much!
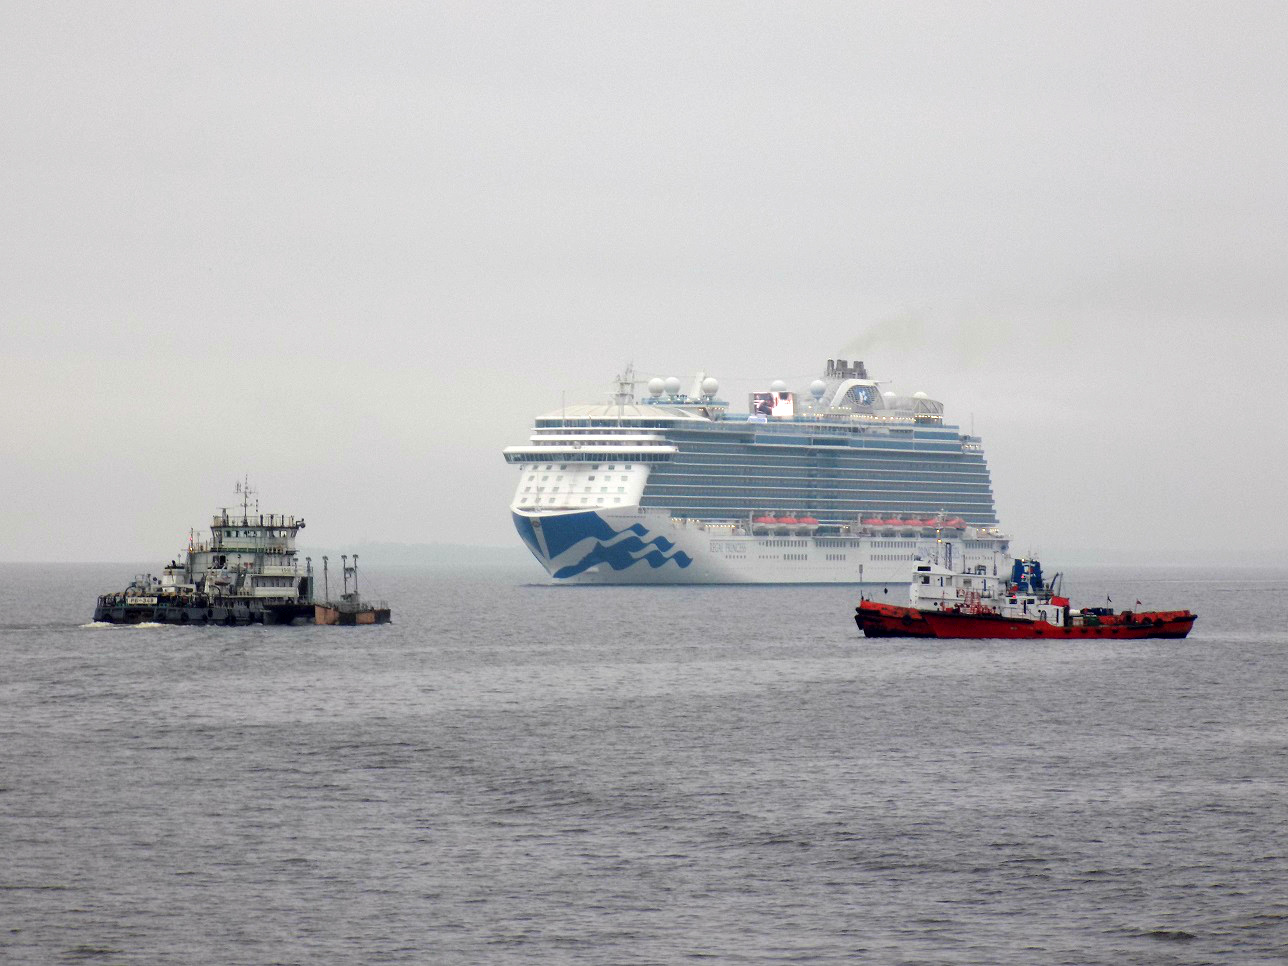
[664,376,682,396]
[913,391,928,398]
[701,377,719,397]
[809,379,826,398]
[647,377,665,397]
[770,379,788,392]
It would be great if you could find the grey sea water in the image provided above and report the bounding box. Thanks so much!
[2,562,1286,965]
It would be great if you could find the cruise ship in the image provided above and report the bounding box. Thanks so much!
[503,359,1011,584]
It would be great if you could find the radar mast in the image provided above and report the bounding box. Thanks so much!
[234,474,259,521]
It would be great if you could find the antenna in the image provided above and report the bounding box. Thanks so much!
[341,554,349,595]
[322,556,330,601]
[235,474,257,521]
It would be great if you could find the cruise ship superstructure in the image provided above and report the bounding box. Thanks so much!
[504,359,1011,584]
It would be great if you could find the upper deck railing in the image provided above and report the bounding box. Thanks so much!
[188,542,298,554]
[211,512,303,528]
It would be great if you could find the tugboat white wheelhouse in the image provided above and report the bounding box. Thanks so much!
[503,360,1012,585]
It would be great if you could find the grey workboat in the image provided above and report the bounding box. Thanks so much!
[92,479,317,626]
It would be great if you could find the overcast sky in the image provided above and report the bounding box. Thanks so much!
[3,1,1286,564]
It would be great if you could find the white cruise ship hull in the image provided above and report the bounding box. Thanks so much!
[512,507,1010,585]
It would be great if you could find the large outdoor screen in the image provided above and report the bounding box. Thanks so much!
[750,391,795,418]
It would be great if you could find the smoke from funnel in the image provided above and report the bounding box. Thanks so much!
[836,311,927,359]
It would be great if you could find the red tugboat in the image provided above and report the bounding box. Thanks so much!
[855,559,1196,640]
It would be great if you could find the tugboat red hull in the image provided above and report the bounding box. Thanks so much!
[920,609,1196,639]
[855,600,1196,640]
[853,601,936,637]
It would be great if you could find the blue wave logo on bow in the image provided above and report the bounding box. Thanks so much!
[512,511,692,578]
